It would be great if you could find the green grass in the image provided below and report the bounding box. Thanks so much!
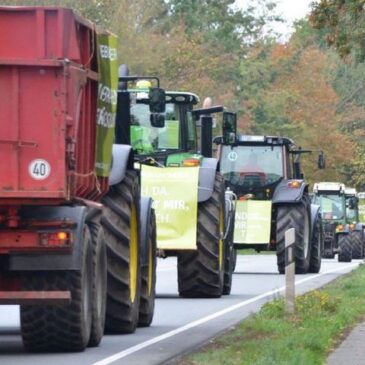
[177,263,365,365]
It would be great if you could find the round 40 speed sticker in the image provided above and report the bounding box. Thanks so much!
[28,159,51,180]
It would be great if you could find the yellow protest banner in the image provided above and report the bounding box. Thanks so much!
[234,200,272,244]
[141,165,199,250]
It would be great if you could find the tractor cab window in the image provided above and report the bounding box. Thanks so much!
[130,102,180,154]
[313,194,345,220]
[220,145,284,189]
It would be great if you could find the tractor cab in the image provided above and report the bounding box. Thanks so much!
[116,71,229,165]
[312,182,346,224]
[215,134,307,200]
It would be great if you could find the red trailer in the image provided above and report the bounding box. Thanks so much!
[0,7,156,352]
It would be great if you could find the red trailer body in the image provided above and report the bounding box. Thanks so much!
[0,7,107,205]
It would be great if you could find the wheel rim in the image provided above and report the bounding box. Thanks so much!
[130,204,138,302]
[219,207,224,271]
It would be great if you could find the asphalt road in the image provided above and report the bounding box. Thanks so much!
[0,255,360,365]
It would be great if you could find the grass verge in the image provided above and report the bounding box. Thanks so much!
[177,263,365,365]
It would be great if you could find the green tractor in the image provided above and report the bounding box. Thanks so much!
[345,187,365,259]
[115,69,236,297]
[312,182,350,261]
[214,122,325,274]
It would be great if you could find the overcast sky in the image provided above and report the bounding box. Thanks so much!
[236,0,315,37]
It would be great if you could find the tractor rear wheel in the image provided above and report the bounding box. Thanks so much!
[338,234,352,262]
[87,218,107,347]
[101,171,141,333]
[276,195,311,274]
[308,213,322,273]
[351,230,363,259]
[20,226,93,352]
[177,173,225,298]
[138,209,157,327]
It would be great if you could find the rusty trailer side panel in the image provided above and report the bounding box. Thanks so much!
[0,7,106,203]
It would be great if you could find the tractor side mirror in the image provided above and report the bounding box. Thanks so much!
[222,111,237,145]
[150,113,165,128]
[348,197,356,210]
[318,151,325,169]
[149,87,166,113]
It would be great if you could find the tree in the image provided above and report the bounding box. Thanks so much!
[310,0,365,62]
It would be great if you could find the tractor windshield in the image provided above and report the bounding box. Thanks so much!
[130,103,180,155]
[220,145,284,189]
[313,194,345,220]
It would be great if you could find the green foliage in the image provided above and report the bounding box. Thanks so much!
[178,264,365,365]
[310,0,365,62]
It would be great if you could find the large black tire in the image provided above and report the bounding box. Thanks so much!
[308,213,322,273]
[276,195,311,274]
[338,234,352,262]
[323,223,335,259]
[351,230,364,259]
[223,243,234,295]
[20,226,93,352]
[87,217,107,347]
[223,212,235,295]
[101,171,141,333]
[177,173,225,298]
[138,209,157,327]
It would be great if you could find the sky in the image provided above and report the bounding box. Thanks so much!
[236,0,315,38]
[273,0,314,34]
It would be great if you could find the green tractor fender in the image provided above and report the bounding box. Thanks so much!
[198,157,219,203]
[272,179,308,204]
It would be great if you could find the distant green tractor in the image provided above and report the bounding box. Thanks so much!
[214,124,325,274]
[312,182,350,261]
[115,69,237,297]
[312,183,365,261]
[345,188,365,259]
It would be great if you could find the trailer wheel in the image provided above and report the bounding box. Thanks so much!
[351,230,363,259]
[276,195,311,274]
[20,226,93,352]
[101,171,141,333]
[338,234,352,262]
[177,173,225,298]
[87,220,107,347]
[308,213,322,273]
[138,209,157,327]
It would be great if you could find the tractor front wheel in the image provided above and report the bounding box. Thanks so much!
[338,234,352,262]
[177,173,225,298]
[351,230,364,259]
[276,195,311,274]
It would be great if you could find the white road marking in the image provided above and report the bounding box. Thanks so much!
[91,263,359,365]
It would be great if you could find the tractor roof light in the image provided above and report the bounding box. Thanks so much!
[349,224,355,230]
[288,180,302,189]
[182,158,200,167]
[239,135,265,142]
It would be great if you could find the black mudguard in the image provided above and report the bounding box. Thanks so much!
[140,196,154,267]
[9,206,88,271]
[198,158,219,203]
[272,179,307,204]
